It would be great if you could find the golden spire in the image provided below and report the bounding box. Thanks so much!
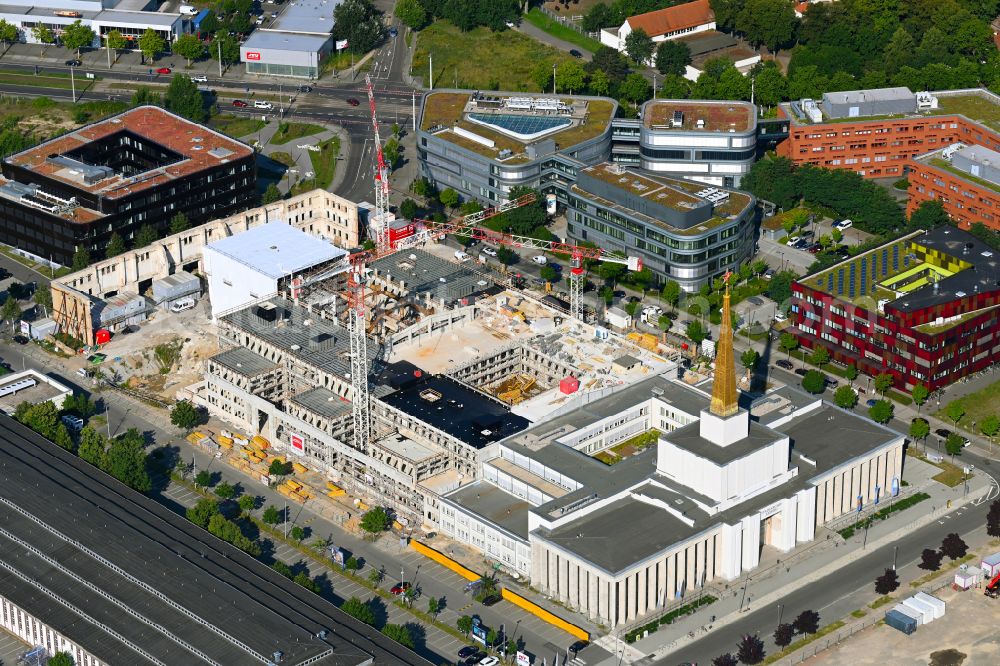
[710,271,739,418]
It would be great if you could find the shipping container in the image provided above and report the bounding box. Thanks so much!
[913,592,945,619]
[884,609,917,635]
[892,603,924,626]
[901,598,935,624]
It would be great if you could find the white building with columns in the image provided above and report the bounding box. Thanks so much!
[440,291,906,628]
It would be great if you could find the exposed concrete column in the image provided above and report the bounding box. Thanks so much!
[685,543,696,595]
[587,569,598,618]
[558,555,569,603]
[624,575,635,624]
[568,560,579,609]
[667,551,677,601]
[547,550,558,596]
[657,558,666,608]
[599,577,610,625]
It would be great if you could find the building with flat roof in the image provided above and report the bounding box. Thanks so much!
[0,370,72,414]
[0,1,186,48]
[0,105,255,265]
[0,414,433,666]
[203,221,349,318]
[777,88,1000,179]
[908,142,1000,232]
[566,163,756,290]
[438,288,905,628]
[791,225,1000,391]
[240,0,343,78]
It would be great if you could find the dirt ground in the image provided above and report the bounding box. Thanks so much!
[807,584,1000,666]
[69,299,219,400]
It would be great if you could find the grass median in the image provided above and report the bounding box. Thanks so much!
[523,8,603,53]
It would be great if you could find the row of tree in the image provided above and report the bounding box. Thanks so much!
[711,609,820,665]
[396,0,520,33]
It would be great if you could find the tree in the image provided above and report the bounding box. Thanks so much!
[170,212,190,234]
[457,615,474,636]
[845,365,859,387]
[103,428,150,492]
[132,86,161,107]
[736,634,765,665]
[773,623,794,648]
[874,567,899,595]
[34,283,53,311]
[106,29,127,64]
[779,332,798,360]
[383,137,400,169]
[263,183,283,204]
[135,224,159,248]
[881,26,915,76]
[793,609,820,635]
[77,426,106,466]
[737,0,795,51]
[911,384,929,413]
[686,319,707,344]
[741,349,759,375]
[53,423,74,452]
[485,628,499,647]
[655,40,691,76]
[165,75,207,123]
[173,33,207,67]
[186,498,221,528]
[344,555,360,571]
[909,200,949,230]
[262,505,283,525]
[72,246,91,271]
[540,265,559,283]
[941,532,968,560]
[268,459,292,476]
[381,624,414,649]
[583,3,615,32]
[752,61,788,108]
[215,482,236,499]
[874,373,894,396]
[62,21,95,58]
[2,295,22,326]
[47,653,74,666]
[624,27,654,65]
[988,499,1000,537]
[809,346,830,368]
[801,370,826,394]
[556,61,587,94]
[427,596,440,617]
[588,68,611,97]
[238,494,256,514]
[0,19,19,48]
[982,415,1000,447]
[919,548,943,571]
[195,470,212,487]
[439,187,460,209]
[105,232,126,258]
[397,0,428,30]
[868,399,894,424]
[945,432,965,460]
[333,0,386,54]
[946,401,966,426]
[210,33,240,66]
[662,280,681,309]
[834,386,858,409]
[712,655,738,666]
[342,597,376,625]
[293,571,320,593]
[910,418,930,448]
[32,24,54,53]
[399,199,419,220]
[290,525,306,542]
[138,27,165,63]
[619,72,652,104]
[360,506,391,534]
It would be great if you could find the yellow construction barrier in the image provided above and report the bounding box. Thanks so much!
[252,435,270,450]
[409,540,479,581]
[501,589,589,642]
[292,462,308,475]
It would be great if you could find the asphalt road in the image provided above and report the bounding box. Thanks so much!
[657,499,991,665]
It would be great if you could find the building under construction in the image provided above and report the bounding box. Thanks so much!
[199,237,674,527]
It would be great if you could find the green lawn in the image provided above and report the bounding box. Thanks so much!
[270,122,326,145]
[268,151,296,168]
[292,136,340,195]
[0,72,77,89]
[523,8,603,53]
[412,20,577,92]
[935,377,1000,434]
[210,114,266,139]
[937,94,1000,131]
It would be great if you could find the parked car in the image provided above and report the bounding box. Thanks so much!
[531,255,548,265]
[569,640,590,654]
[480,594,501,606]
[866,399,879,408]
[935,428,953,439]
[232,99,248,107]
[454,250,470,262]
[764,268,775,279]
[773,311,788,322]
[569,49,582,57]
[807,243,823,254]
[794,368,808,376]
[12,335,28,345]
[389,26,398,37]
[65,59,82,67]
[835,219,854,230]
[156,67,172,74]
[458,647,479,659]
[776,359,794,370]
[478,658,499,666]
[787,236,800,245]
[298,85,312,93]
[482,247,498,257]
[390,582,411,596]
[347,97,360,106]
[824,376,839,388]
[192,75,208,83]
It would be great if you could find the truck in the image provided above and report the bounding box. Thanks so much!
[986,571,1000,598]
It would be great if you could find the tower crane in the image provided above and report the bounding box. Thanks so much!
[365,73,391,254]
[418,198,642,322]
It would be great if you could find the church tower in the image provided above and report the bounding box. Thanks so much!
[699,273,750,446]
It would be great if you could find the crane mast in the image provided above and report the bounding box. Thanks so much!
[365,73,391,254]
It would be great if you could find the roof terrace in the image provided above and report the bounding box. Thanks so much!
[643,100,754,132]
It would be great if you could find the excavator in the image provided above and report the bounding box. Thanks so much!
[985,571,1000,597]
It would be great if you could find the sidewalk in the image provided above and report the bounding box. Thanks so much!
[598,457,994,664]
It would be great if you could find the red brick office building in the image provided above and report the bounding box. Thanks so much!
[776,88,1000,180]
[790,226,1000,392]
[907,143,1000,232]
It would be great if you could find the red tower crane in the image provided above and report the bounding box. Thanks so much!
[365,73,391,254]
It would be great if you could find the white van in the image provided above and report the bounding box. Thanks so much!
[253,100,273,110]
[531,255,548,265]
[454,250,470,262]
[170,297,196,313]
[180,5,198,15]
[835,219,853,230]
